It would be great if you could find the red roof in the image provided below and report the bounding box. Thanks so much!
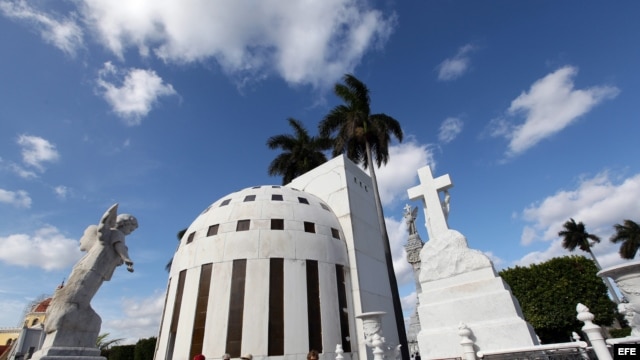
[0,345,10,358]
[32,298,52,313]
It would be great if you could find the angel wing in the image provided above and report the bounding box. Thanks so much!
[97,203,119,244]
[411,206,418,220]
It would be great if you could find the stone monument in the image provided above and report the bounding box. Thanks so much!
[32,204,137,360]
[407,166,538,359]
[402,205,423,356]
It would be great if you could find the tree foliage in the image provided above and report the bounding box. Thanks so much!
[319,74,403,169]
[267,118,332,185]
[610,219,640,259]
[558,218,601,257]
[558,218,621,303]
[105,344,135,360]
[97,332,123,351]
[499,256,616,344]
[134,337,157,360]
[105,337,157,360]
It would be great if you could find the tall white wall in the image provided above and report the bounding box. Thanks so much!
[289,155,400,360]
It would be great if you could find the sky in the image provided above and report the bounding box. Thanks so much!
[1,0,639,344]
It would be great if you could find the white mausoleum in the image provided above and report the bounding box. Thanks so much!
[155,156,400,360]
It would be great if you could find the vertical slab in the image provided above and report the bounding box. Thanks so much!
[284,259,309,356]
[202,262,233,358]
[241,259,270,356]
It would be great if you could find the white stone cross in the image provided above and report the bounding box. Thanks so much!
[407,165,453,240]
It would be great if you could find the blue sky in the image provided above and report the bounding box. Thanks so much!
[1,0,639,343]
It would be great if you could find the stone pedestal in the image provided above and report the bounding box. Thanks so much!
[30,346,104,360]
[416,230,538,359]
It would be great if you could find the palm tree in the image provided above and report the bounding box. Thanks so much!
[267,118,333,185]
[319,74,408,359]
[558,218,621,303]
[96,332,123,351]
[610,219,640,259]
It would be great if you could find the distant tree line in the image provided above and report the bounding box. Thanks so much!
[101,337,156,360]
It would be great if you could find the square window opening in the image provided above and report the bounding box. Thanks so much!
[298,197,309,205]
[331,228,340,240]
[304,222,315,233]
[272,194,283,201]
[271,219,284,230]
[220,199,231,206]
[207,224,219,236]
[187,232,196,243]
[236,220,250,231]
[244,195,256,202]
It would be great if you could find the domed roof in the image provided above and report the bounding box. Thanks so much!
[172,185,348,272]
[31,297,52,313]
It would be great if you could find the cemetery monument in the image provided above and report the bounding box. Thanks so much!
[408,165,538,359]
[31,204,137,360]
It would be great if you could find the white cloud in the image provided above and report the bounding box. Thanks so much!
[0,226,82,270]
[0,188,32,208]
[97,62,177,125]
[438,117,463,144]
[516,171,640,268]
[401,290,417,317]
[79,0,395,88]
[17,134,60,171]
[490,66,619,157]
[437,44,475,81]
[8,163,37,179]
[376,140,436,206]
[102,291,165,344]
[54,185,69,199]
[0,0,83,56]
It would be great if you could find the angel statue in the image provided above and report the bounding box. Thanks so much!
[403,204,419,235]
[33,204,138,358]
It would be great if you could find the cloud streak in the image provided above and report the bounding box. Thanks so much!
[437,44,475,81]
[0,0,83,56]
[438,117,463,144]
[489,66,619,157]
[17,135,60,172]
[0,188,32,208]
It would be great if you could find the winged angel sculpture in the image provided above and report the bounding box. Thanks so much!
[404,204,419,235]
[38,204,138,350]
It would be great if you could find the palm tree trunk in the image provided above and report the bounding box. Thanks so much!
[587,248,621,304]
[365,141,410,360]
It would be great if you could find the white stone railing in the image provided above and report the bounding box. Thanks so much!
[476,341,591,359]
[456,303,632,360]
[606,335,640,345]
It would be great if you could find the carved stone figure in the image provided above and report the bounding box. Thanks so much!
[404,204,419,236]
[618,302,640,337]
[32,204,137,359]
